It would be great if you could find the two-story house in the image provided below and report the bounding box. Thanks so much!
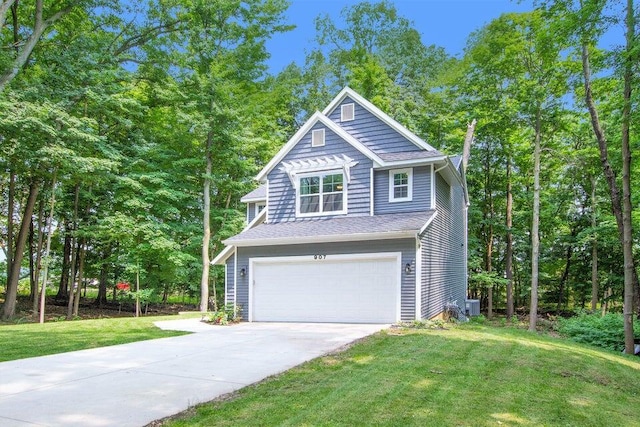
[212,87,468,323]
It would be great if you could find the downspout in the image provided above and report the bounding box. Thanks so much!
[415,234,422,320]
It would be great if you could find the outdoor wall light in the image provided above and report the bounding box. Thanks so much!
[239,267,246,277]
[405,263,412,274]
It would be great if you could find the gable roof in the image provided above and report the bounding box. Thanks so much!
[322,87,440,153]
[255,111,384,183]
[224,211,436,247]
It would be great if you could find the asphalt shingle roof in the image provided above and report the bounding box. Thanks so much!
[240,185,267,202]
[225,211,435,246]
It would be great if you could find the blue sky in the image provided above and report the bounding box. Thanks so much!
[266,0,534,73]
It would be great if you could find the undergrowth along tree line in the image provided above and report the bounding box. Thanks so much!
[0,1,638,351]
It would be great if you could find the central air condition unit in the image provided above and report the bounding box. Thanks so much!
[465,299,480,317]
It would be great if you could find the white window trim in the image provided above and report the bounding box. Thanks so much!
[311,128,325,147]
[341,103,355,122]
[295,169,347,217]
[389,168,413,203]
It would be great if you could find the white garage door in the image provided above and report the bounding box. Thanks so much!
[250,253,400,323]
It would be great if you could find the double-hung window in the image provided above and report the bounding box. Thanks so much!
[298,171,345,216]
[389,168,413,202]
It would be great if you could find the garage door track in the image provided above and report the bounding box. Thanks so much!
[0,321,387,427]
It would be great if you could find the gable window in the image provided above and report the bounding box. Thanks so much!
[255,203,266,217]
[389,168,413,202]
[298,171,346,216]
[341,103,355,122]
[311,129,325,147]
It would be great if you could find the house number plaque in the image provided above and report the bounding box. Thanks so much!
[313,254,327,260]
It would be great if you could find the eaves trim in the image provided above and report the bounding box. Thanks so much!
[225,230,417,247]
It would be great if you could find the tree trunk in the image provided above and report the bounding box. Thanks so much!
[557,243,573,312]
[38,171,57,324]
[72,240,86,317]
[0,1,17,34]
[135,262,140,317]
[505,155,514,320]
[581,41,640,290]
[96,256,109,308]
[482,140,494,319]
[590,176,599,311]
[0,1,74,92]
[56,230,71,300]
[200,130,213,312]
[6,169,15,291]
[462,119,476,173]
[28,217,36,304]
[581,13,637,350]
[529,105,542,332]
[32,198,44,314]
[620,0,635,354]
[65,238,80,319]
[66,184,80,319]
[2,180,39,320]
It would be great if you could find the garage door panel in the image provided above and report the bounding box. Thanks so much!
[251,255,399,323]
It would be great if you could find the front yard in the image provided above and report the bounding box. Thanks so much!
[0,314,193,362]
[161,323,640,426]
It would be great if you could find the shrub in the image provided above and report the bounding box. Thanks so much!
[205,304,241,325]
[393,319,447,329]
[555,311,640,352]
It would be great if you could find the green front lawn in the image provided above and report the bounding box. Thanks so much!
[0,314,196,362]
[165,324,640,426]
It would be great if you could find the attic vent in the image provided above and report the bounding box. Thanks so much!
[341,103,355,122]
[311,128,325,147]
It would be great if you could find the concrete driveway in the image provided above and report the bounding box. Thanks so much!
[0,321,387,427]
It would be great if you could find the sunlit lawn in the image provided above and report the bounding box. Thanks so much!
[164,323,640,427]
[0,314,198,362]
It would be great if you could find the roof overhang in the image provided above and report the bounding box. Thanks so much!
[240,196,266,203]
[374,155,448,169]
[225,230,418,248]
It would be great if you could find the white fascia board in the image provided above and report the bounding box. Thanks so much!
[323,87,438,152]
[418,211,438,235]
[227,230,417,247]
[245,207,267,229]
[460,166,470,206]
[212,245,234,265]
[240,196,266,203]
[373,156,448,170]
[211,208,267,265]
[255,111,384,182]
[446,157,465,187]
[256,111,324,182]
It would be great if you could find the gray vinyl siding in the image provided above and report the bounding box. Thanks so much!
[225,255,236,307]
[247,203,256,223]
[374,166,432,214]
[235,239,416,321]
[267,122,373,223]
[419,173,467,319]
[327,97,422,154]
